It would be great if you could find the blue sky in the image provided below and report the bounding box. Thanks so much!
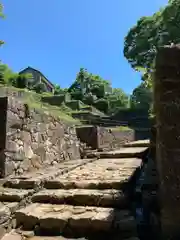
[1,0,168,94]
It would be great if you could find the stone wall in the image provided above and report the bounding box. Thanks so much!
[76,126,98,149]
[41,93,71,107]
[112,108,149,121]
[0,97,81,177]
[112,108,151,129]
[65,100,84,110]
[76,126,135,150]
[0,86,41,102]
[154,44,180,238]
[98,127,135,150]
[134,128,151,141]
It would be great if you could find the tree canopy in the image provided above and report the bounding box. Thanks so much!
[123,0,180,113]
[68,68,129,113]
[130,82,152,110]
[124,0,180,71]
[0,1,153,115]
[0,3,4,46]
[0,63,130,113]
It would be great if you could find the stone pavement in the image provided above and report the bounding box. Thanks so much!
[86,147,147,159]
[124,140,149,148]
[0,140,149,240]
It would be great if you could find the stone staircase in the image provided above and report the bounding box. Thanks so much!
[0,141,149,240]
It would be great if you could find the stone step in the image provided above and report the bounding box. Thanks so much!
[3,159,96,189]
[44,179,128,190]
[0,202,18,225]
[86,147,148,159]
[32,189,128,208]
[15,203,137,237]
[0,187,33,202]
[44,158,141,190]
[1,231,88,240]
[124,140,150,148]
[3,178,44,190]
[1,230,139,240]
[4,158,141,190]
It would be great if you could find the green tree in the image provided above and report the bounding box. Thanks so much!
[0,3,4,46]
[54,84,64,95]
[13,75,28,89]
[33,82,46,94]
[124,0,180,71]
[0,63,18,85]
[130,82,152,110]
[68,68,129,113]
[107,88,129,114]
[68,68,91,97]
[94,98,109,113]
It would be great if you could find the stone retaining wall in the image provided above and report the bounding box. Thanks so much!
[41,94,71,107]
[98,128,135,150]
[76,126,98,149]
[0,97,81,177]
[76,126,135,150]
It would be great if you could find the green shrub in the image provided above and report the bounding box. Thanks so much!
[83,94,96,105]
[14,75,28,89]
[94,98,109,113]
[33,82,46,93]
[0,72,5,84]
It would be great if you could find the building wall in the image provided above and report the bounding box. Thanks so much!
[20,69,54,93]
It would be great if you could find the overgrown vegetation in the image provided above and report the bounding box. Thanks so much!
[123,0,176,116]
[0,1,154,122]
[0,3,4,46]
[67,68,129,114]
[124,0,177,70]
[108,126,133,131]
[0,62,150,115]
[0,85,80,124]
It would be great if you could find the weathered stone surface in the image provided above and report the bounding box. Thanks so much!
[32,189,128,208]
[97,127,135,150]
[86,147,147,159]
[0,204,11,225]
[8,231,139,240]
[154,44,180,238]
[0,187,33,202]
[124,139,150,148]
[28,237,86,240]
[1,231,23,240]
[18,233,87,240]
[44,179,128,190]
[3,159,95,189]
[0,138,141,239]
[15,204,136,234]
[0,97,82,177]
[76,125,135,150]
[45,158,141,189]
[0,202,18,225]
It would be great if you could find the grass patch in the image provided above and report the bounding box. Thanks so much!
[0,85,81,124]
[108,126,133,131]
[70,110,91,114]
[23,97,81,124]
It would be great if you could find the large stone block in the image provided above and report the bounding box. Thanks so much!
[76,125,135,150]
